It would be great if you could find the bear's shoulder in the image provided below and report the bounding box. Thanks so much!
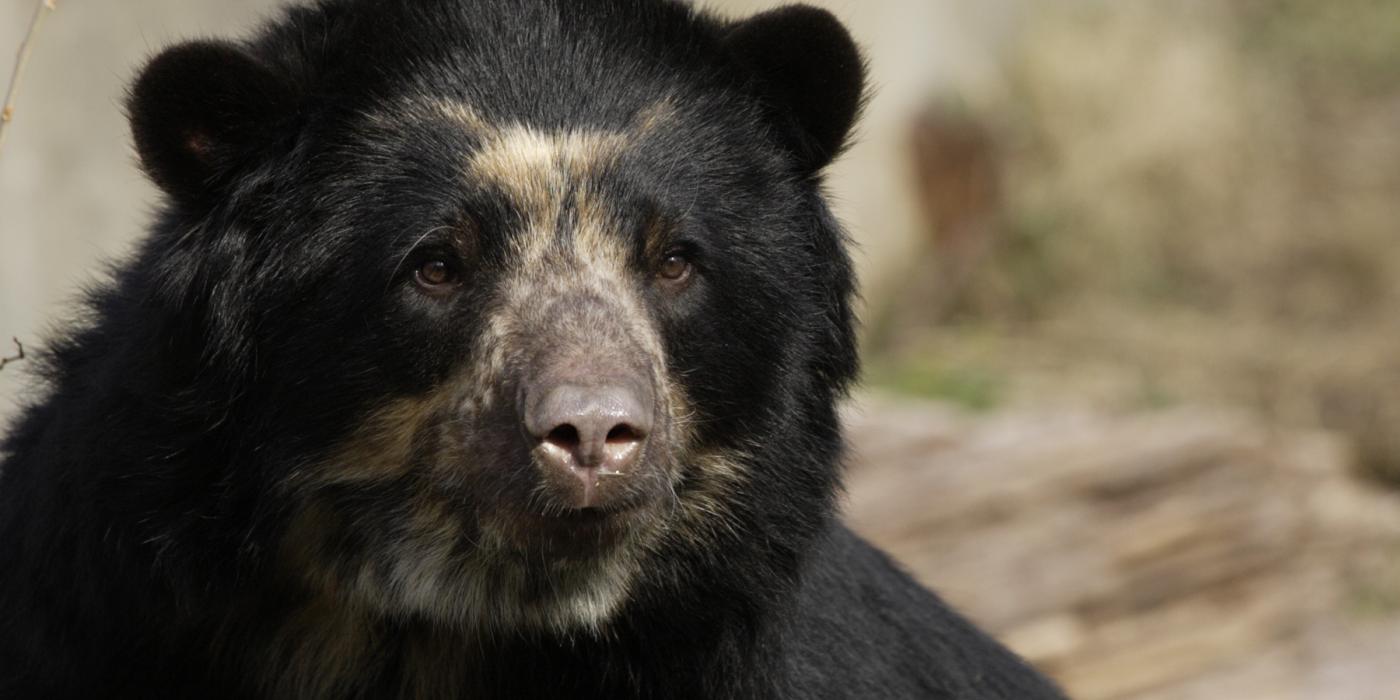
[779,525,1067,699]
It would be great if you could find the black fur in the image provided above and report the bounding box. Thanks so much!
[0,1,1066,698]
[129,40,300,203]
[723,5,867,172]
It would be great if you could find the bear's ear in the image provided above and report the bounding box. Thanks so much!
[723,5,866,174]
[128,40,298,204]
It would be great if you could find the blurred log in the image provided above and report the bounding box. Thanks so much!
[843,396,1400,699]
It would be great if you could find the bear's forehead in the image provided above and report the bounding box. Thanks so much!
[349,96,686,263]
[363,95,682,197]
[449,100,675,208]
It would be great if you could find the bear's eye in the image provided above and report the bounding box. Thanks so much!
[414,259,461,294]
[656,252,692,284]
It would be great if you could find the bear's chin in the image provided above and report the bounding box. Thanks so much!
[364,542,646,635]
[495,504,655,560]
[314,502,665,635]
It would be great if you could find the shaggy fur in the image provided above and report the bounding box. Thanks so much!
[0,0,1065,698]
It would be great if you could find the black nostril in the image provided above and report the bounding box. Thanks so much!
[546,424,581,450]
[605,424,641,444]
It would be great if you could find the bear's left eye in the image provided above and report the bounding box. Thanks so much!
[414,259,462,294]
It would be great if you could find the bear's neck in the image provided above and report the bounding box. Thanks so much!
[219,581,791,699]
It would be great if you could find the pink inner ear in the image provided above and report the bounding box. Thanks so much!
[183,129,214,161]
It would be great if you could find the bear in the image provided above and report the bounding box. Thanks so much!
[0,0,1066,698]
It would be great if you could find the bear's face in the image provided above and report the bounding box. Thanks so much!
[126,0,864,634]
[271,100,784,633]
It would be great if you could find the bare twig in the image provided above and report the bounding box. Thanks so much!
[0,0,57,157]
[0,338,24,372]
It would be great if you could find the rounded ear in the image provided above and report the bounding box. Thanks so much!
[723,5,867,174]
[128,40,298,204]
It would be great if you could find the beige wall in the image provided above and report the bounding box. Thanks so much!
[0,0,1019,425]
[0,0,285,421]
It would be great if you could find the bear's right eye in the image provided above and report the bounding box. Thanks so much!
[413,259,462,295]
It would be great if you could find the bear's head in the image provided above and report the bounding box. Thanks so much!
[124,0,864,634]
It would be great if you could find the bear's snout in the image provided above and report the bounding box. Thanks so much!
[523,377,654,510]
[505,286,669,515]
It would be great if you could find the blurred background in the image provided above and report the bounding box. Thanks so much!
[3,1,1400,697]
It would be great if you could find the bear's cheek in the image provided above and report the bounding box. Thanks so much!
[661,279,796,440]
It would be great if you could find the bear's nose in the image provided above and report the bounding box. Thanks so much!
[524,383,653,509]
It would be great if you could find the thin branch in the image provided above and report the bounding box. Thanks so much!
[0,338,24,372]
[0,0,57,157]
